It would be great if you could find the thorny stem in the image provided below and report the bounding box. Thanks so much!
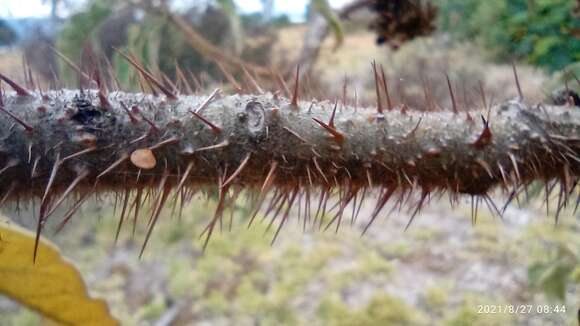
[0,88,579,256]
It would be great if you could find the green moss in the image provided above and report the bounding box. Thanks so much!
[137,295,167,322]
[318,293,427,326]
[0,309,41,326]
[424,285,449,311]
[443,296,515,326]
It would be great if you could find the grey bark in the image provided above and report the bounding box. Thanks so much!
[0,89,579,203]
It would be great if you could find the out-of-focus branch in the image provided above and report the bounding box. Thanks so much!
[296,0,375,76]
[163,9,272,76]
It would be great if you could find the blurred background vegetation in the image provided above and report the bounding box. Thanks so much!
[0,0,579,324]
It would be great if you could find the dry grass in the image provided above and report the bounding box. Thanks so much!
[273,27,551,109]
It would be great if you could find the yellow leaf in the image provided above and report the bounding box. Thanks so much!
[0,217,118,326]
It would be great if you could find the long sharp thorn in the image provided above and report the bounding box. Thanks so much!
[202,185,229,252]
[379,64,393,110]
[116,49,177,100]
[291,65,300,107]
[0,105,34,132]
[445,74,458,114]
[0,72,30,96]
[115,187,131,244]
[512,63,523,101]
[175,162,194,195]
[194,88,220,113]
[404,189,429,231]
[34,154,61,262]
[362,186,395,235]
[273,70,291,98]
[44,169,89,219]
[50,46,92,82]
[193,139,229,153]
[271,188,299,245]
[191,111,222,134]
[97,153,129,179]
[329,100,338,128]
[216,61,242,92]
[41,153,61,207]
[261,161,278,195]
[242,66,264,94]
[139,173,171,258]
[371,61,383,115]
[174,61,193,94]
[54,189,93,234]
[222,153,251,188]
[312,117,344,143]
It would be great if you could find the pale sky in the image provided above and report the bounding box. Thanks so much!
[0,0,351,19]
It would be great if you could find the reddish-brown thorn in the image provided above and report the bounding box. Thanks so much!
[472,115,493,149]
[149,136,179,151]
[192,139,229,153]
[222,153,252,188]
[174,61,194,94]
[508,153,521,182]
[366,168,373,188]
[120,102,139,123]
[201,183,229,251]
[445,74,458,114]
[404,188,429,231]
[379,64,393,111]
[312,156,329,184]
[291,65,300,107]
[404,117,422,139]
[0,105,34,132]
[62,148,96,166]
[188,71,203,91]
[131,187,144,238]
[54,189,93,234]
[194,88,220,114]
[44,169,89,219]
[261,161,278,195]
[362,186,396,236]
[215,61,242,92]
[283,126,309,143]
[272,70,290,98]
[242,66,264,94]
[312,117,344,143]
[139,112,160,133]
[191,110,221,134]
[371,61,383,115]
[129,133,148,145]
[34,154,61,262]
[97,153,129,179]
[475,159,494,178]
[140,172,171,258]
[0,72,30,97]
[116,49,177,100]
[175,161,194,196]
[329,100,338,128]
[161,73,179,94]
[97,85,110,110]
[114,187,131,244]
[50,46,92,83]
[271,187,299,245]
[312,101,343,142]
[512,63,523,101]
